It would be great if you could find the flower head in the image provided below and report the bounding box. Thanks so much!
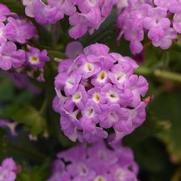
[22,0,117,39]
[54,43,148,142]
[117,0,179,54]
[0,3,49,75]
[48,141,138,181]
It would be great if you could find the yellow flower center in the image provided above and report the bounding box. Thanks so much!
[72,92,82,103]
[94,176,106,181]
[97,71,107,83]
[93,93,100,103]
[29,56,39,65]
[84,63,94,72]
[106,91,119,102]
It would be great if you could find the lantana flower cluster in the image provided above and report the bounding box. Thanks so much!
[117,0,181,54]
[48,141,138,181]
[53,43,148,142]
[0,158,17,181]
[0,2,154,180]
[0,3,49,72]
[22,0,117,39]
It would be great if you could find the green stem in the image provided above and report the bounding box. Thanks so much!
[136,67,181,83]
[40,99,48,114]
[48,50,65,59]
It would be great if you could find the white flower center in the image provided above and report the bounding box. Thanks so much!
[117,0,128,9]
[94,176,106,181]
[79,164,88,176]
[0,28,4,37]
[85,107,95,118]
[108,111,119,123]
[115,168,125,181]
[92,92,100,103]
[22,0,33,6]
[29,56,40,65]
[87,0,97,6]
[115,72,125,83]
[97,71,107,83]
[106,91,119,103]
[84,63,94,73]
[65,78,74,89]
[72,92,82,103]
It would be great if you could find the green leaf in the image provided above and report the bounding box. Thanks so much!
[3,105,47,136]
[0,135,47,165]
[16,160,51,181]
[133,138,174,181]
[0,77,14,102]
[149,91,181,162]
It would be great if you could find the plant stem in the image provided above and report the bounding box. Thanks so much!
[48,50,65,59]
[136,67,181,83]
[40,99,47,114]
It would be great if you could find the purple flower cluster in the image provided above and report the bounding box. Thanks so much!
[117,0,181,54]
[0,158,17,181]
[53,43,148,142]
[48,141,138,181]
[0,3,49,71]
[22,0,116,39]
